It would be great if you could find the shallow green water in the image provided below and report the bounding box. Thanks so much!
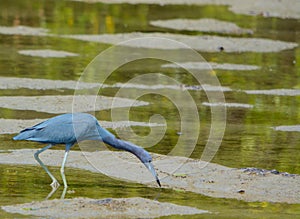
[1,165,300,219]
[0,0,300,218]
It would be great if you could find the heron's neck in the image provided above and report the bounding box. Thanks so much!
[102,136,144,160]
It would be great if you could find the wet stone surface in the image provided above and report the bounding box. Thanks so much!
[1,197,208,218]
[150,18,253,35]
[63,32,298,53]
[18,49,79,58]
[0,149,299,204]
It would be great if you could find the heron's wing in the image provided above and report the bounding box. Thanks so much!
[14,114,76,143]
[14,113,103,143]
[19,120,48,133]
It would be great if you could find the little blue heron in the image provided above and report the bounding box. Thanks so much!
[13,113,161,191]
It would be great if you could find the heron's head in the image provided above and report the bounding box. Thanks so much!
[144,161,161,187]
[102,135,161,187]
[137,149,161,187]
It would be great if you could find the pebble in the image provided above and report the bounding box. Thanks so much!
[240,167,296,177]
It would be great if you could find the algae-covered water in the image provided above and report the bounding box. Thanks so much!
[0,0,299,218]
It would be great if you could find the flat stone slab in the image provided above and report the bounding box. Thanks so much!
[1,197,207,218]
[0,119,164,134]
[0,25,49,36]
[0,149,299,204]
[0,77,100,90]
[64,32,297,53]
[151,18,253,35]
[272,125,300,132]
[108,82,232,92]
[18,49,79,58]
[202,102,253,108]
[74,0,300,19]
[0,76,232,92]
[0,26,297,53]
[244,89,300,96]
[162,62,260,71]
[0,95,148,113]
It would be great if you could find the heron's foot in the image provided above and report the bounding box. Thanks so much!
[45,183,60,200]
[50,180,60,189]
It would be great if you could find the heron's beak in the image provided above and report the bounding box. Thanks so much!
[144,162,161,187]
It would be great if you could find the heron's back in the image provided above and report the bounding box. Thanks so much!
[13,113,103,144]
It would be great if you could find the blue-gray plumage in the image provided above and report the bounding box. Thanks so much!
[13,113,161,190]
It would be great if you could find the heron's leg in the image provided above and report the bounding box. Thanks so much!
[61,187,67,199]
[34,144,60,188]
[60,149,70,188]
